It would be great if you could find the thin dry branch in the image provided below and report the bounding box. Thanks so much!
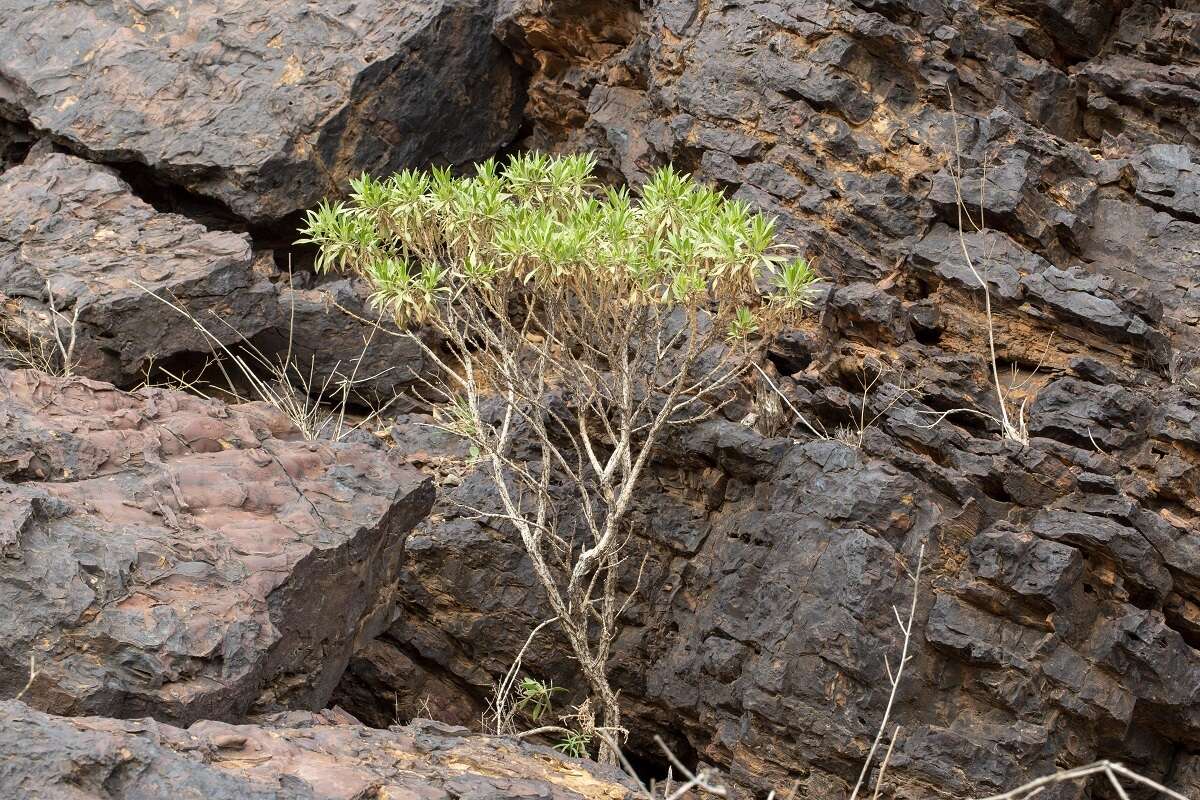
[974,761,1191,800]
[14,655,37,701]
[487,616,560,736]
[133,282,397,441]
[1,281,81,377]
[751,362,827,439]
[945,91,1026,445]
[849,543,925,800]
[654,735,728,800]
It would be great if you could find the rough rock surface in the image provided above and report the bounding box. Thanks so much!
[334,1,1200,798]
[0,0,524,223]
[4,0,1200,795]
[0,700,636,799]
[498,0,1200,347]
[352,380,1200,798]
[0,368,433,725]
[0,152,280,386]
[270,279,428,405]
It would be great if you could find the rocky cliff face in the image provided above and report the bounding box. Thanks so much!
[336,2,1200,798]
[2,1,1200,798]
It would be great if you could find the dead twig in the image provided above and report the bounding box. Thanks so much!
[974,760,1191,800]
[849,543,925,800]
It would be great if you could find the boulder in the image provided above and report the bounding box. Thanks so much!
[0,152,279,386]
[0,367,434,725]
[1129,144,1200,221]
[0,700,636,800]
[1081,199,1200,336]
[0,0,523,223]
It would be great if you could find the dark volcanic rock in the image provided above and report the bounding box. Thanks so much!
[334,2,1200,797]
[270,279,427,404]
[0,368,433,725]
[1075,6,1200,148]
[498,0,1199,354]
[0,0,523,223]
[0,152,421,392]
[1082,198,1200,335]
[1129,144,1200,222]
[352,387,1200,797]
[5,0,1194,795]
[0,700,636,800]
[1029,377,1153,450]
[0,152,279,386]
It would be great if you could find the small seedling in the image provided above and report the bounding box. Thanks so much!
[514,676,565,722]
[554,730,592,759]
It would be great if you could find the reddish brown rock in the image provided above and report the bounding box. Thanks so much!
[0,152,279,386]
[0,367,433,725]
[0,700,636,800]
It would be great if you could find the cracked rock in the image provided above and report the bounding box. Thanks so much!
[0,368,434,725]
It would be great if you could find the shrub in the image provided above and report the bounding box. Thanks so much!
[299,152,816,761]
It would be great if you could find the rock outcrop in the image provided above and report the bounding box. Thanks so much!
[3,0,1200,796]
[0,152,425,397]
[0,367,433,725]
[0,0,524,223]
[334,2,1200,798]
[349,378,1200,798]
[0,700,636,799]
[0,152,279,386]
[497,0,1200,347]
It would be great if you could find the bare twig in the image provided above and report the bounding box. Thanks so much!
[487,616,560,736]
[15,654,37,701]
[44,285,79,377]
[1,281,80,377]
[871,726,901,800]
[836,360,926,449]
[655,735,728,800]
[849,543,925,800]
[974,760,1191,800]
[133,281,396,442]
[752,362,827,439]
[945,91,1028,445]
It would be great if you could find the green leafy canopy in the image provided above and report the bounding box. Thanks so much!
[298,152,818,336]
